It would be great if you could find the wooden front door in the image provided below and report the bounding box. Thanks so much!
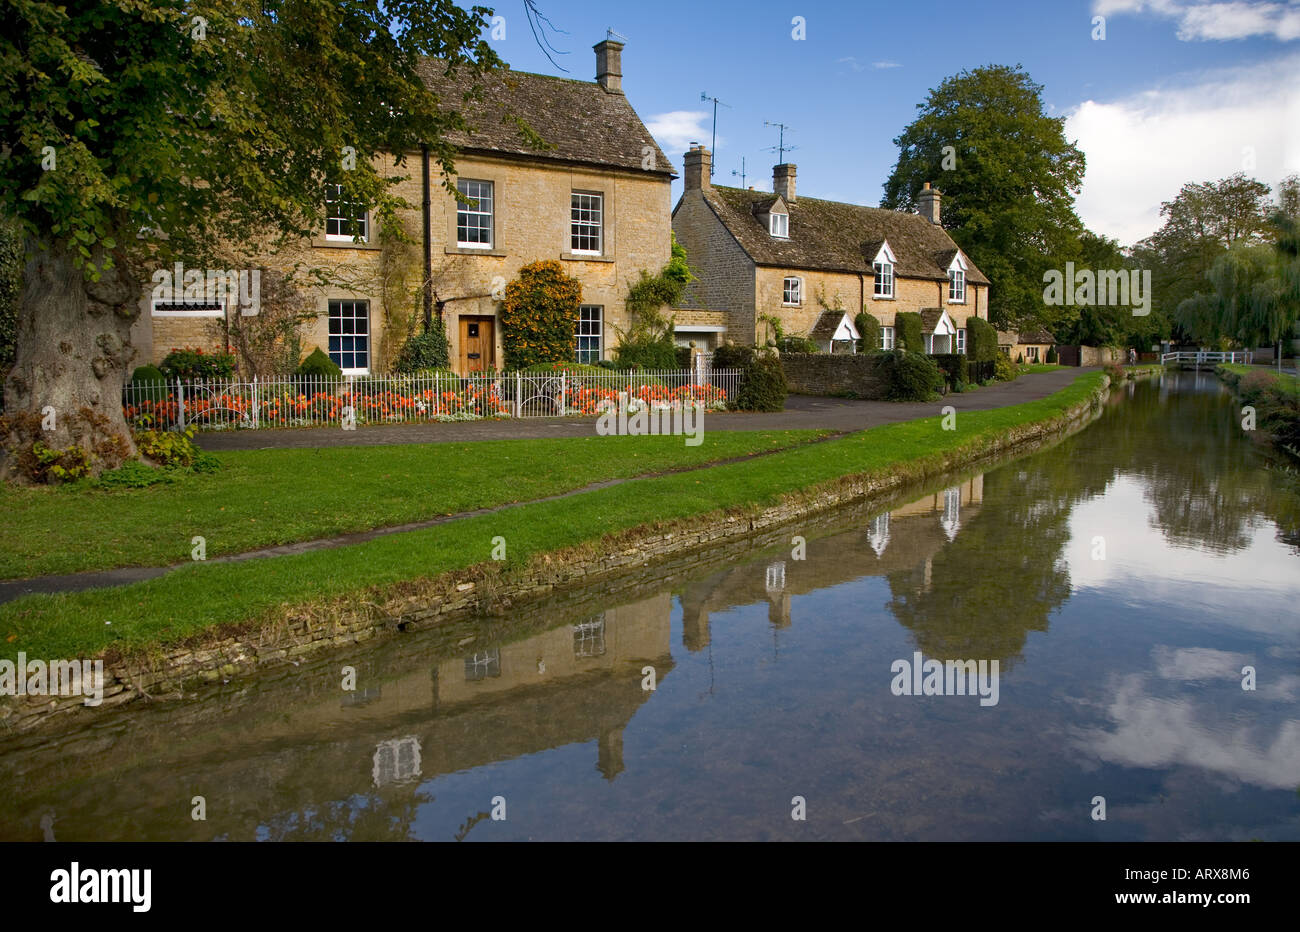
[458,316,495,373]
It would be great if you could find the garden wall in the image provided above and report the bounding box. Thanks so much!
[780,352,888,398]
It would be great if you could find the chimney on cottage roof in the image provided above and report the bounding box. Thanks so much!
[684,145,711,192]
[594,39,624,94]
[774,163,796,202]
[918,182,941,225]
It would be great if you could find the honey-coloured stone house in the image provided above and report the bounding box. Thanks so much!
[132,39,676,376]
[671,145,991,353]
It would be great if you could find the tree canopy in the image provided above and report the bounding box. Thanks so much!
[880,64,1087,330]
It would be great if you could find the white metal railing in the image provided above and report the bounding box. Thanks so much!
[122,366,740,431]
[1160,351,1253,365]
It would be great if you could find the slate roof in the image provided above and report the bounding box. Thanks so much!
[809,311,850,340]
[416,60,675,177]
[702,184,988,284]
[919,308,945,333]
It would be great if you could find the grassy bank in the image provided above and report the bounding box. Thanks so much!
[1216,363,1299,459]
[0,430,825,579]
[0,372,1107,662]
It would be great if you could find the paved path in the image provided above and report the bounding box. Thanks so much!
[197,368,1094,451]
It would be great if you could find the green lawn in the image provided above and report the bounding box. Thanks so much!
[0,372,1106,661]
[0,430,825,579]
[1020,364,1067,374]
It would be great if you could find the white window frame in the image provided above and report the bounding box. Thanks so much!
[570,191,603,255]
[770,212,789,238]
[782,276,802,306]
[575,305,603,363]
[325,183,368,243]
[872,242,896,299]
[956,328,966,354]
[947,252,969,304]
[456,179,494,249]
[880,325,895,350]
[327,298,370,375]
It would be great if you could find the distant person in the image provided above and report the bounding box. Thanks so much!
[1127,348,1136,365]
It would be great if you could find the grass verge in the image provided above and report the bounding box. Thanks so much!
[0,372,1108,662]
[0,430,825,579]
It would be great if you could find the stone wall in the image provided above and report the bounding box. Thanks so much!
[780,352,889,398]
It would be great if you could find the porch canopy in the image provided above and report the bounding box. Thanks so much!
[919,307,957,354]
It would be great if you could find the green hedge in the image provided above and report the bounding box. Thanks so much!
[734,353,787,411]
[880,349,944,401]
[394,319,450,372]
[855,312,881,353]
[895,312,924,354]
[966,316,998,362]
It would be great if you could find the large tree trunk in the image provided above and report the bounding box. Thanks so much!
[0,237,139,482]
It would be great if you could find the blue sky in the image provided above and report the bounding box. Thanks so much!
[479,0,1300,246]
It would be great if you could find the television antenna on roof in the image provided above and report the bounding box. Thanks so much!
[762,121,798,163]
[700,92,730,177]
[731,156,747,188]
[605,27,628,42]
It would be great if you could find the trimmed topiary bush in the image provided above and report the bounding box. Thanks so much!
[966,316,998,362]
[855,312,881,353]
[130,364,169,403]
[880,349,944,401]
[160,346,235,381]
[296,347,342,378]
[500,259,582,369]
[1046,345,1058,364]
[895,312,924,354]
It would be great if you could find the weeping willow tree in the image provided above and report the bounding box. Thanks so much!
[1175,242,1293,362]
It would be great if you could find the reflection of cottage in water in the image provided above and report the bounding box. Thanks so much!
[680,476,983,649]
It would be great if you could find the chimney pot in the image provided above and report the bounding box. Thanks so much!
[773,163,796,202]
[684,145,711,192]
[594,39,624,94]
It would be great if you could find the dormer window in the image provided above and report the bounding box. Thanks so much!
[770,212,789,238]
[872,242,896,299]
[948,252,968,303]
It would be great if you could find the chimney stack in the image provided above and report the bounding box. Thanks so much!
[684,145,711,191]
[918,182,941,224]
[594,39,624,94]
[774,163,796,202]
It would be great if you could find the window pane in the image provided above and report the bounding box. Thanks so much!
[571,193,602,253]
[328,300,369,371]
[575,305,602,363]
[457,180,493,246]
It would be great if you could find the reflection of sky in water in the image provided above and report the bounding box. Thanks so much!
[4,375,1300,842]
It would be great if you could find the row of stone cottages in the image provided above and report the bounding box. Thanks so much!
[134,38,1051,378]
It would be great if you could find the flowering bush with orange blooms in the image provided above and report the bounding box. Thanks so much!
[500,260,582,369]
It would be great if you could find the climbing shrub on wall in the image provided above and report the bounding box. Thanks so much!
[500,260,582,370]
[894,312,924,354]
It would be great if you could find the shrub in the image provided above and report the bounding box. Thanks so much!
[993,354,1017,382]
[133,423,206,467]
[1103,362,1124,382]
[777,335,819,354]
[1046,345,1058,364]
[27,440,92,482]
[931,353,969,390]
[675,345,693,369]
[500,259,582,369]
[160,346,235,381]
[894,312,924,354]
[1016,353,1024,364]
[296,347,343,379]
[966,317,998,362]
[130,364,169,403]
[855,312,881,353]
[713,343,755,370]
[880,349,944,401]
[131,364,166,384]
[395,318,450,372]
[613,330,678,369]
[733,351,787,411]
[1238,370,1275,407]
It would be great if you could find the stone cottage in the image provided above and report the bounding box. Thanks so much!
[671,146,990,353]
[132,39,676,376]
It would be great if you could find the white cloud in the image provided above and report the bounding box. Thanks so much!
[872,60,902,69]
[836,56,865,72]
[1094,0,1300,41]
[645,110,717,157]
[1064,55,1300,244]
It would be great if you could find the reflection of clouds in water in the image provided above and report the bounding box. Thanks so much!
[1076,673,1300,791]
[1152,646,1250,681]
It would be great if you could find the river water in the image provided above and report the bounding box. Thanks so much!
[2,371,1298,841]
